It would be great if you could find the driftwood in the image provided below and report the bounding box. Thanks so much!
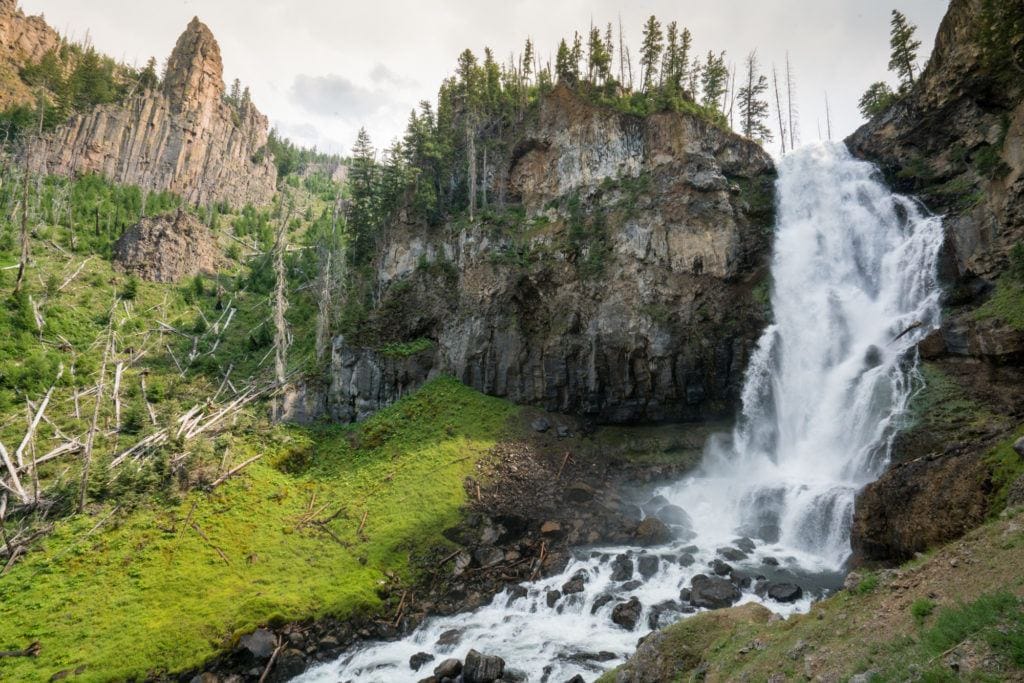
[893,321,923,342]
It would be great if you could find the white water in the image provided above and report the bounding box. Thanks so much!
[297,143,945,682]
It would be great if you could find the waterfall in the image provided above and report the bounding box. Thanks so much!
[297,143,945,682]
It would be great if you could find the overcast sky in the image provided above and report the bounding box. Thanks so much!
[19,0,948,157]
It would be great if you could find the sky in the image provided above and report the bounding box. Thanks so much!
[19,0,948,157]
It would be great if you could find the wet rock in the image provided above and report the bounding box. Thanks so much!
[730,570,752,588]
[717,546,748,562]
[436,629,463,647]
[677,552,696,567]
[655,504,693,527]
[506,585,529,606]
[648,600,684,629]
[566,651,617,663]
[474,546,505,568]
[641,495,670,515]
[502,668,528,682]
[410,652,436,671]
[710,559,733,576]
[679,588,692,603]
[733,537,757,553]
[531,417,551,433]
[620,580,643,591]
[434,658,463,678]
[463,649,505,682]
[611,597,643,630]
[637,554,660,578]
[690,574,741,609]
[610,554,634,581]
[546,590,562,607]
[762,556,779,566]
[633,517,672,546]
[754,579,769,597]
[238,628,276,662]
[564,676,586,683]
[562,570,589,595]
[274,649,308,680]
[591,593,615,614]
[540,521,563,537]
[767,583,803,603]
[565,482,595,503]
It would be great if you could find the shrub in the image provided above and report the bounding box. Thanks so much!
[911,597,936,624]
[121,275,139,300]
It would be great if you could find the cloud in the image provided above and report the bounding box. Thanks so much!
[369,63,418,89]
[290,73,390,119]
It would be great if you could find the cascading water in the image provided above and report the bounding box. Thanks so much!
[297,142,945,682]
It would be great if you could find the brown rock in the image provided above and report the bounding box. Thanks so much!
[633,517,672,546]
[113,212,219,283]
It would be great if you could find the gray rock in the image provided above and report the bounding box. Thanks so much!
[610,554,634,581]
[767,582,804,603]
[546,590,562,607]
[435,629,463,647]
[410,652,436,671]
[710,559,733,576]
[641,495,670,515]
[655,504,693,527]
[556,424,572,438]
[531,417,551,433]
[611,597,643,630]
[506,585,528,606]
[730,570,752,588]
[433,658,463,678]
[762,556,779,566]
[637,554,660,578]
[591,593,615,614]
[502,667,529,682]
[732,536,757,553]
[1013,435,1024,459]
[648,600,684,629]
[474,546,505,568]
[717,546,748,562]
[238,628,276,662]
[620,580,643,591]
[633,517,672,546]
[690,574,741,609]
[562,570,589,594]
[463,649,505,683]
[677,552,696,567]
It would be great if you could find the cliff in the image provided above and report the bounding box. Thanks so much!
[326,86,775,425]
[29,16,277,208]
[0,0,60,109]
[847,0,1024,562]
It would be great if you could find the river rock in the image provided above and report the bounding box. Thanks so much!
[506,585,528,606]
[410,652,435,671]
[620,580,643,591]
[633,517,672,546]
[677,552,696,567]
[717,546,748,562]
[436,629,463,647]
[611,597,643,630]
[474,546,505,568]
[637,554,660,578]
[655,504,692,527]
[767,582,803,603]
[733,537,757,553]
[762,556,779,566]
[710,559,733,576]
[610,554,634,581]
[562,570,588,594]
[275,649,308,679]
[463,649,505,682]
[1014,436,1024,458]
[641,495,670,515]
[591,593,615,614]
[730,570,752,588]
[237,628,276,662]
[648,600,684,629]
[433,658,463,678]
[546,590,561,607]
[690,574,741,609]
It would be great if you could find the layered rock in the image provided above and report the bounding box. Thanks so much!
[0,0,60,108]
[848,0,1024,562]
[113,211,219,283]
[328,86,775,424]
[32,17,276,208]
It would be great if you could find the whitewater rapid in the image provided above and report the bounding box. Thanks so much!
[297,142,945,682]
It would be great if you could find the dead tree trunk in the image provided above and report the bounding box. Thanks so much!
[79,321,113,512]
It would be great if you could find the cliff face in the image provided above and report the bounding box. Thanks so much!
[0,0,60,109]
[326,87,775,425]
[847,0,1024,562]
[31,17,277,208]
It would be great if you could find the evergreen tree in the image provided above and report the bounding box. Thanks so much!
[639,15,664,92]
[858,81,896,118]
[700,51,728,110]
[662,22,679,90]
[738,51,772,143]
[228,78,241,107]
[522,38,535,85]
[347,128,380,264]
[604,23,616,82]
[556,39,575,84]
[888,10,921,89]
[570,32,583,80]
[587,26,611,83]
[139,57,159,91]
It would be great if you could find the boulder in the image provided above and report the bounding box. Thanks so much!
[637,554,660,579]
[562,570,589,595]
[710,559,733,576]
[641,495,670,515]
[733,537,757,553]
[762,556,779,566]
[648,600,684,629]
[610,554,634,581]
[546,590,562,607]
[274,649,308,680]
[114,212,219,283]
[690,574,741,610]
[531,417,551,432]
[435,629,462,647]
[410,652,435,671]
[717,547,748,562]
[591,593,615,614]
[730,570,752,588]
[766,583,803,603]
[433,658,462,678]
[677,552,696,567]
[474,546,505,568]
[620,579,643,591]
[463,649,505,683]
[611,597,643,630]
[506,585,528,606]
[1014,436,1024,459]
[655,504,693,527]
[237,628,276,662]
[633,517,672,546]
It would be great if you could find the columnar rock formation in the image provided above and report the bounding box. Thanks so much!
[326,86,775,424]
[0,0,60,108]
[32,17,277,208]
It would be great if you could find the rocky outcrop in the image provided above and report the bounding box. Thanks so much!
[0,0,60,109]
[112,211,219,283]
[32,17,276,208]
[848,0,1024,562]
[329,86,775,424]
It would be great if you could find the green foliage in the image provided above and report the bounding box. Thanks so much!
[1010,243,1024,283]
[975,0,1024,82]
[974,277,1024,331]
[984,427,1024,515]
[911,597,936,625]
[889,10,922,89]
[855,572,879,595]
[859,81,897,119]
[0,378,517,682]
[121,275,139,301]
[921,593,1024,666]
[378,338,435,358]
[738,51,772,143]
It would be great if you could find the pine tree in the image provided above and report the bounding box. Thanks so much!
[700,51,728,111]
[556,39,575,84]
[571,32,583,78]
[738,51,772,143]
[228,78,241,107]
[888,10,921,89]
[639,15,664,92]
[347,128,380,264]
[139,57,159,91]
[604,23,616,83]
[522,38,535,86]
[662,22,679,90]
[587,25,611,83]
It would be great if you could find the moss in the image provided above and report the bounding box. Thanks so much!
[975,278,1024,331]
[377,338,434,358]
[0,378,517,682]
[984,426,1024,515]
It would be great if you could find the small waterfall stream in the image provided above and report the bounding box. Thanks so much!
[297,143,946,682]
